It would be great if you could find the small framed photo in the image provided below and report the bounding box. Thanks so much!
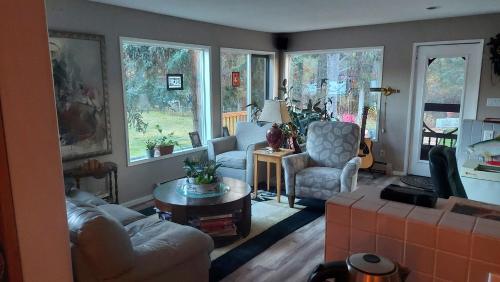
[189,131,202,148]
[167,74,183,90]
[222,126,230,137]
[231,72,240,87]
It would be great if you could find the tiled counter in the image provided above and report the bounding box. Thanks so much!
[325,188,500,282]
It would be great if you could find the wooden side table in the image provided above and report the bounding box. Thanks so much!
[64,162,118,204]
[253,148,294,202]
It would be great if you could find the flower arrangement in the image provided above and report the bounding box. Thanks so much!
[183,158,221,185]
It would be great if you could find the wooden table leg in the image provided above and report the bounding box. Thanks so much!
[266,162,270,191]
[253,156,258,198]
[276,160,281,203]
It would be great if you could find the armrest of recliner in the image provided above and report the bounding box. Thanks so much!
[245,140,268,187]
[340,157,361,193]
[282,153,310,196]
[207,136,237,160]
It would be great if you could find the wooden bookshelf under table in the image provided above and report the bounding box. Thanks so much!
[253,148,294,203]
[153,177,251,247]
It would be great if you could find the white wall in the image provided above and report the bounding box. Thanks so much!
[45,0,277,203]
[286,14,500,172]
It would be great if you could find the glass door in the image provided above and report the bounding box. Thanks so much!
[221,50,272,134]
[408,43,483,176]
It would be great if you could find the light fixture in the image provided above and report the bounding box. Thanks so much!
[426,6,441,10]
[259,100,291,152]
[369,87,400,97]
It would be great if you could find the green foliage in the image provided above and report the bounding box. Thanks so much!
[183,158,221,184]
[144,138,157,150]
[121,41,200,134]
[286,49,383,139]
[155,125,180,147]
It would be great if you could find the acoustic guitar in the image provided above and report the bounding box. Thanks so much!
[358,106,374,169]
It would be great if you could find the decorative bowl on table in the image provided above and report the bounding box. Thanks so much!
[177,178,230,198]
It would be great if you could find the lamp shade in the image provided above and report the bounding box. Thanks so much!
[259,100,291,124]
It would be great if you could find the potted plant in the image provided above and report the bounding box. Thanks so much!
[145,138,157,158]
[155,125,179,156]
[183,158,221,193]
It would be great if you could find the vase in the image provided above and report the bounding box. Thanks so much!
[288,136,301,154]
[158,145,174,155]
[266,123,283,151]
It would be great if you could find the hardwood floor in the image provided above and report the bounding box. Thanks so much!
[221,172,399,282]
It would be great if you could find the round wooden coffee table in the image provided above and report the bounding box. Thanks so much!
[153,177,251,246]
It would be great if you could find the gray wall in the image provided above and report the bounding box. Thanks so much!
[286,14,500,172]
[45,0,276,203]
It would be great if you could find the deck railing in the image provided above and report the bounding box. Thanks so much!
[222,111,247,135]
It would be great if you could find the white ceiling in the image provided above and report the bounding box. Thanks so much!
[91,0,500,33]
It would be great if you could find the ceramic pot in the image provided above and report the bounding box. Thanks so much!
[158,145,174,155]
[266,123,283,151]
[146,149,155,158]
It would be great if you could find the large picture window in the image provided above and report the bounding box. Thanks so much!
[220,49,274,134]
[120,38,210,163]
[286,47,383,140]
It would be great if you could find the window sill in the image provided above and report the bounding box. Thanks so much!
[127,146,207,167]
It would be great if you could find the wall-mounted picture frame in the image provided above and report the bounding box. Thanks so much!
[48,30,112,161]
[189,131,202,148]
[167,74,184,90]
[222,126,230,137]
[231,72,240,87]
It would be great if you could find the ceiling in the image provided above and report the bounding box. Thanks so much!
[91,0,500,33]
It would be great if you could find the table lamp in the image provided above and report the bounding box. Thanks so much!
[259,100,291,152]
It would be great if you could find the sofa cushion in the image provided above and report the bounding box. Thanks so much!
[66,200,134,279]
[296,166,342,191]
[216,150,246,169]
[125,217,214,275]
[66,188,108,206]
[97,204,146,226]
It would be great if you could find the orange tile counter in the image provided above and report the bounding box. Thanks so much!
[325,187,500,282]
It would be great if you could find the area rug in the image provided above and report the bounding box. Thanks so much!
[138,191,324,281]
[400,175,435,189]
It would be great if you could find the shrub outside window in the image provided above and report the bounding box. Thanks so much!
[120,38,210,164]
[286,47,383,140]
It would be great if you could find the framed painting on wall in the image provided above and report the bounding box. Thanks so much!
[231,72,240,87]
[167,74,184,90]
[48,30,112,161]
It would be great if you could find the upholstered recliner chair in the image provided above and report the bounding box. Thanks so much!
[282,121,361,208]
[208,122,272,186]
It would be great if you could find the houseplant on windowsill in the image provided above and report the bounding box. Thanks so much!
[184,159,222,193]
[155,125,179,156]
[145,138,157,158]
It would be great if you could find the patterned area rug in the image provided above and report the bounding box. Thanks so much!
[400,175,435,189]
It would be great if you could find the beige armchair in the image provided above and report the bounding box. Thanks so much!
[208,122,271,186]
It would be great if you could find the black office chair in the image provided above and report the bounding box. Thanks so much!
[428,146,467,199]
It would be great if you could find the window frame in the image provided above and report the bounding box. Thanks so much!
[284,46,385,141]
[119,36,212,166]
[219,47,276,129]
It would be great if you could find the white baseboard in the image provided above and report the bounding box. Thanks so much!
[393,170,406,176]
[121,194,153,208]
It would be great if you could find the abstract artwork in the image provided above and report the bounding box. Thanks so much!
[49,31,111,161]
